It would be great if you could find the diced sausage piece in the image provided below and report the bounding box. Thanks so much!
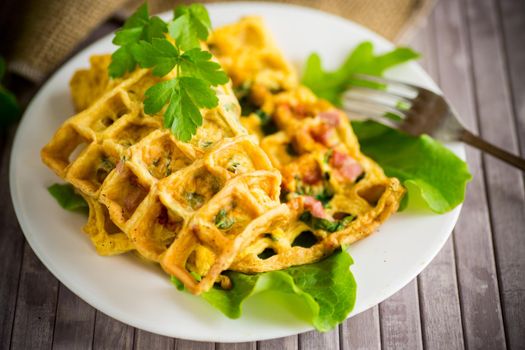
[310,123,336,147]
[303,196,329,219]
[330,150,363,182]
[318,110,341,127]
[302,163,323,185]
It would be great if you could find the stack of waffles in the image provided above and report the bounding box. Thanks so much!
[42,17,404,294]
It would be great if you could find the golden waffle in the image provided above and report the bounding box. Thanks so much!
[42,16,405,294]
[83,195,134,256]
[42,51,287,294]
[209,16,297,91]
[70,55,118,112]
[210,17,405,273]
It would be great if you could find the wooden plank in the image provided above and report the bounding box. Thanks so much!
[174,339,214,350]
[499,0,525,153]
[418,239,464,350]
[93,312,134,350]
[10,244,59,350]
[498,3,525,347]
[340,307,381,350]
[52,284,96,350]
[134,330,174,350]
[258,336,297,350]
[299,328,339,350]
[216,342,256,350]
[466,0,525,349]
[0,127,25,350]
[409,14,465,350]
[379,281,423,350]
[433,0,506,348]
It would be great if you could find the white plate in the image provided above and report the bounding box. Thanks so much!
[10,2,464,343]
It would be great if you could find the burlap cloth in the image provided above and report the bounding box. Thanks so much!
[3,0,434,83]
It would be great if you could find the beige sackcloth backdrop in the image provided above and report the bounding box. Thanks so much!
[4,0,435,83]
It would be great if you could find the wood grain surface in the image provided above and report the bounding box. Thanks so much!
[0,0,524,349]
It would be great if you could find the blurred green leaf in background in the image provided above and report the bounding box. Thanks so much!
[0,56,21,127]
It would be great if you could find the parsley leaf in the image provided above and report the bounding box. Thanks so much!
[168,4,211,51]
[143,77,217,141]
[179,48,229,85]
[131,40,228,85]
[302,42,419,106]
[130,38,180,77]
[48,183,88,213]
[108,3,168,78]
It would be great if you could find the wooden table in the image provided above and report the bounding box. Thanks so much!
[1,0,524,349]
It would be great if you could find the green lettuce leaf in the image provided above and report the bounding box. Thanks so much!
[352,120,472,213]
[175,249,357,332]
[48,183,88,213]
[302,42,419,106]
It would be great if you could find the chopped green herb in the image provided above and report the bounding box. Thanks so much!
[323,149,333,164]
[238,93,259,116]
[165,156,172,176]
[233,82,251,99]
[200,140,213,148]
[299,211,355,233]
[96,157,115,183]
[190,271,202,281]
[255,110,279,135]
[215,208,235,230]
[315,187,334,206]
[100,156,115,171]
[224,103,237,112]
[279,188,290,203]
[184,191,205,209]
[48,183,88,213]
[227,161,241,173]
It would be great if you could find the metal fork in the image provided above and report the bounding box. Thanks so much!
[343,74,525,171]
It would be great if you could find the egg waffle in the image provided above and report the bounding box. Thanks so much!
[42,55,287,293]
[210,17,405,273]
[43,16,405,294]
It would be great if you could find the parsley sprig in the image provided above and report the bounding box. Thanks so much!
[109,3,229,141]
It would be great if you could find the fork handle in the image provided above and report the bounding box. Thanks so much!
[460,129,525,171]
